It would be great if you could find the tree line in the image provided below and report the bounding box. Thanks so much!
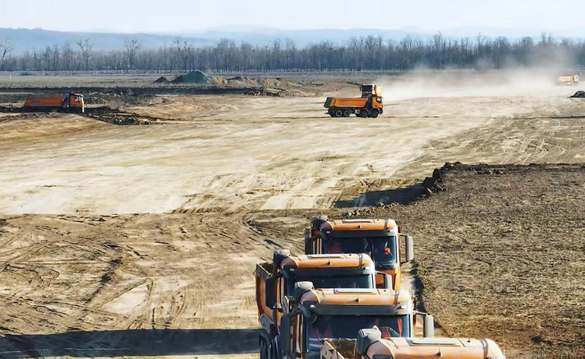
[0,34,584,72]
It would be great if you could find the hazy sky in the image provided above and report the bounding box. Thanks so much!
[0,0,584,34]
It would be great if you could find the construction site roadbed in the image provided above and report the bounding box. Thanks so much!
[0,163,584,358]
[1,73,585,358]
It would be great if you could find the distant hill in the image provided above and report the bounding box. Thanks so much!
[0,27,434,53]
[184,28,433,47]
[0,28,213,53]
[1,27,583,54]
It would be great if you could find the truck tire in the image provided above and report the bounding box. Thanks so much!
[369,110,379,118]
[329,108,338,117]
[359,109,370,118]
[343,109,351,117]
[334,109,343,117]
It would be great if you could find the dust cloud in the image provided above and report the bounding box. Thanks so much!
[377,68,578,101]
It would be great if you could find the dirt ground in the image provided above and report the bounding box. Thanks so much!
[1,71,585,358]
[343,163,585,358]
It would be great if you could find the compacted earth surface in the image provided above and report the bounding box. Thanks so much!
[0,71,584,358]
[343,163,585,358]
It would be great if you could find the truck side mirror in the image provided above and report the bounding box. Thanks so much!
[294,281,314,300]
[404,234,414,263]
[265,277,276,309]
[375,272,391,290]
[423,314,435,338]
[273,249,291,267]
[357,328,381,356]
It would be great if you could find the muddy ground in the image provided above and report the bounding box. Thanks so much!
[0,71,584,358]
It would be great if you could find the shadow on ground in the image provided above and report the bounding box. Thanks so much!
[335,183,426,208]
[0,329,259,358]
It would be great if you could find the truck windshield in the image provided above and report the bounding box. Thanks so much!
[306,315,409,352]
[326,236,397,267]
[287,274,372,295]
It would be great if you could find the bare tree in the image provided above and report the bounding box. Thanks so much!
[76,39,93,70]
[0,39,12,70]
[61,43,75,71]
[3,35,585,72]
[124,39,141,70]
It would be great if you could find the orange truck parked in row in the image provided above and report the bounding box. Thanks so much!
[256,250,393,352]
[305,217,414,290]
[324,84,384,118]
[24,93,85,113]
[321,327,506,359]
[257,280,434,359]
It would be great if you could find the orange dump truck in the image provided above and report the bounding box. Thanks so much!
[324,84,383,118]
[321,327,506,359]
[23,93,85,113]
[305,217,414,290]
[256,250,392,352]
[557,74,580,86]
[258,281,434,359]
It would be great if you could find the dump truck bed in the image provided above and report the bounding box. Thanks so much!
[324,97,368,109]
[256,262,274,324]
[24,95,66,109]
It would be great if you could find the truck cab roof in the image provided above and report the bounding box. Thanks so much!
[281,253,374,270]
[322,219,398,232]
[298,288,413,317]
[301,288,411,307]
[368,337,505,359]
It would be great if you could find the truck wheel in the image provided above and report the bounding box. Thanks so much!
[369,111,379,118]
[359,109,370,118]
[335,109,343,118]
[329,108,338,117]
[342,110,351,117]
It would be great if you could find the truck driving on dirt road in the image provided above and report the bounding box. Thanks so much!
[304,217,414,290]
[557,74,580,86]
[324,84,384,118]
[320,327,506,359]
[24,93,85,113]
[258,281,434,359]
[256,250,392,330]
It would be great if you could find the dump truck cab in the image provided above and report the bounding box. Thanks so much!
[557,74,580,86]
[360,84,382,98]
[262,282,433,359]
[66,93,85,113]
[257,250,389,336]
[321,327,505,359]
[305,218,414,290]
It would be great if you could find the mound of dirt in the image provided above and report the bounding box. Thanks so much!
[153,76,170,84]
[570,90,585,98]
[172,70,210,84]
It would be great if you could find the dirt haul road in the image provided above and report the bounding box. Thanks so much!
[2,90,583,215]
[1,79,585,358]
